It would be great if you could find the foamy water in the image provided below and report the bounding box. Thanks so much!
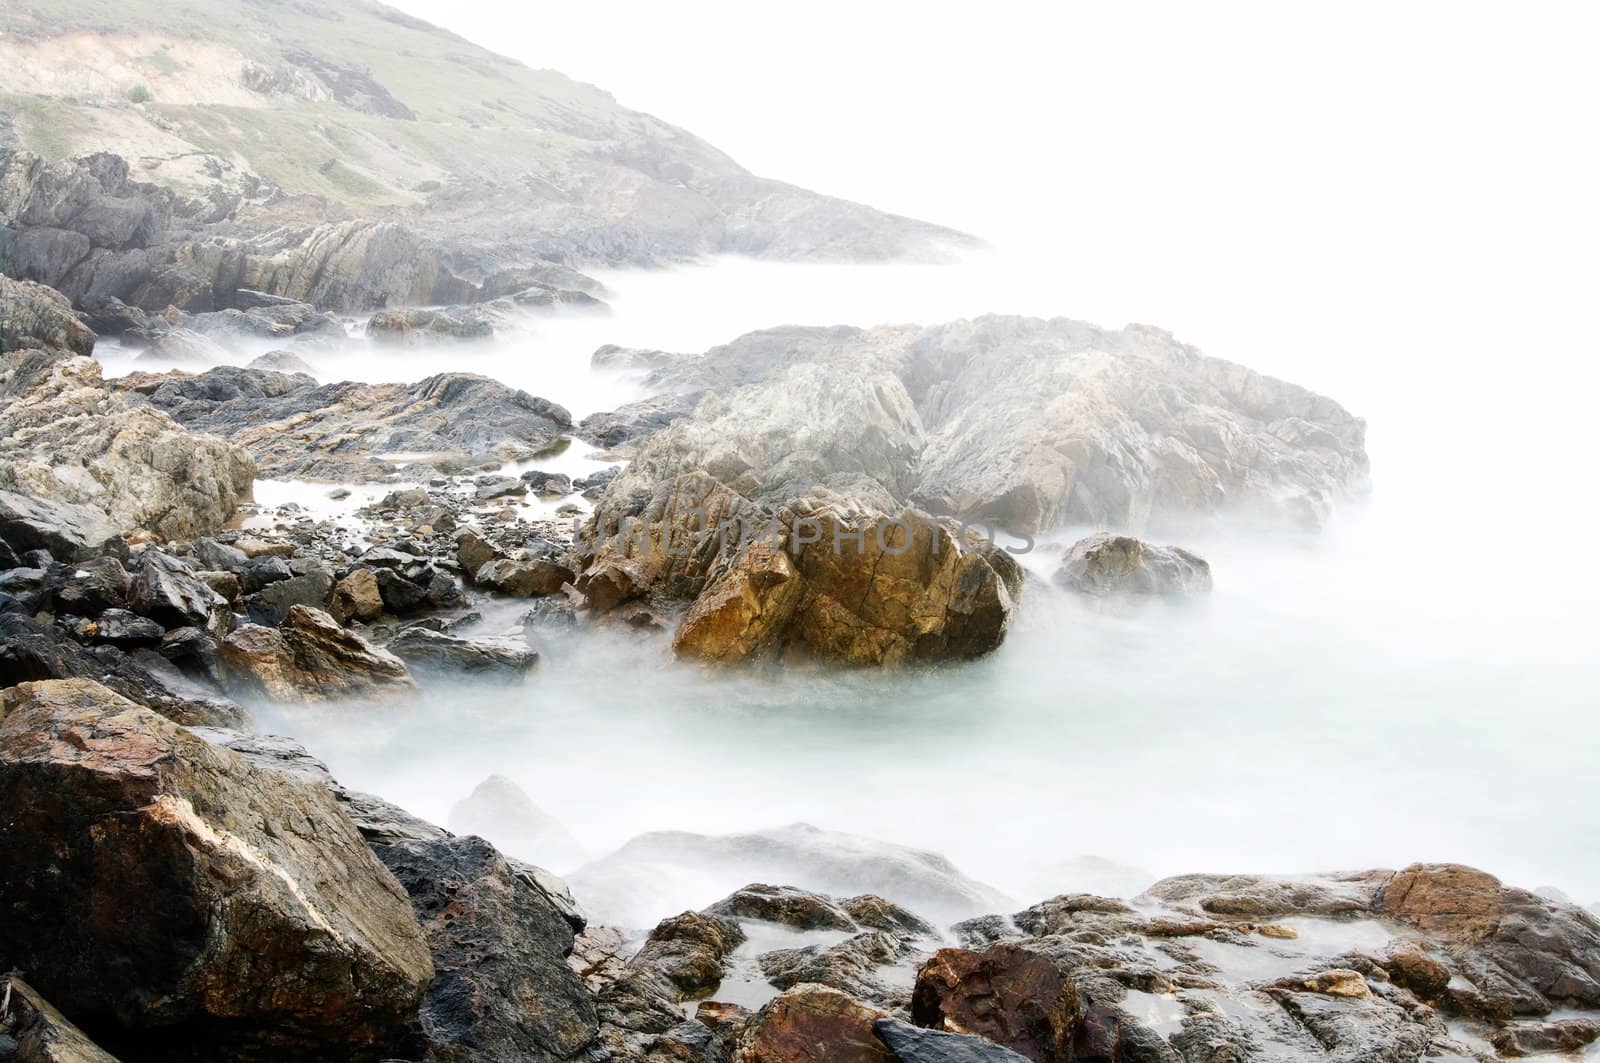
[213,246,1600,928]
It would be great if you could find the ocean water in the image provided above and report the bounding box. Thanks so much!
[204,244,1600,928]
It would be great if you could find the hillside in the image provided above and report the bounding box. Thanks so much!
[0,0,970,312]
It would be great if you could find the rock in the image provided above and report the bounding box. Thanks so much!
[591,344,682,372]
[366,305,496,344]
[1489,1017,1600,1056]
[85,607,165,647]
[475,557,574,597]
[734,986,894,1063]
[456,529,504,577]
[125,366,572,481]
[191,537,250,572]
[633,911,747,998]
[0,274,95,355]
[0,490,122,562]
[759,930,920,1007]
[475,475,526,501]
[219,604,416,701]
[0,611,246,727]
[387,627,538,682]
[329,567,384,623]
[509,284,607,313]
[242,566,335,625]
[840,895,937,938]
[708,884,857,931]
[1053,534,1212,597]
[51,556,131,616]
[127,550,230,631]
[1,349,254,539]
[0,679,433,1059]
[912,944,1080,1063]
[520,470,574,497]
[372,835,599,1063]
[873,1019,1034,1063]
[0,977,119,1063]
[248,349,320,374]
[447,774,585,871]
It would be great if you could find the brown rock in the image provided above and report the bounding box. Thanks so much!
[475,557,574,597]
[1376,863,1504,943]
[633,911,747,998]
[0,976,119,1062]
[734,986,895,1063]
[456,529,503,578]
[219,604,416,701]
[329,567,383,623]
[672,541,803,663]
[1489,1017,1600,1056]
[0,679,433,1060]
[1382,946,1451,1000]
[911,943,1080,1063]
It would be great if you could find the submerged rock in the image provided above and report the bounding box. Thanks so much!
[0,679,433,1060]
[1054,533,1212,597]
[387,627,538,682]
[219,604,416,701]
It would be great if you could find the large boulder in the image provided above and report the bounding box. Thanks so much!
[911,944,1080,1062]
[734,985,895,1063]
[0,490,122,563]
[372,835,598,1063]
[121,366,572,481]
[0,274,96,355]
[0,349,253,539]
[1052,533,1212,597]
[0,679,433,1060]
[219,604,416,701]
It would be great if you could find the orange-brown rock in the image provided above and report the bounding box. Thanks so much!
[911,944,1079,1063]
[1375,862,1505,943]
[218,604,415,701]
[734,986,895,1063]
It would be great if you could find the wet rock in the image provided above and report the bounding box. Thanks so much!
[521,470,574,497]
[1,350,254,539]
[912,944,1080,1063]
[191,537,250,572]
[708,884,857,931]
[0,275,96,356]
[841,895,937,938]
[456,529,504,577]
[591,344,682,372]
[329,567,384,623]
[446,774,584,871]
[734,985,894,1063]
[1489,1017,1600,1055]
[387,627,538,682]
[759,930,919,1006]
[1053,534,1212,597]
[0,976,119,1062]
[242,566,335,625]
[127,549,230,631]
[873,1018,1034,1063]
[476,475,526,501]
[50,556,130,615]
[476,557,574,597]
[366,305,496,344]
[0,611,246,727]
[372,835,599,1063]
[219,604,416,701]
[0,490,122,563]
[0,679,433,1060]
[85,607,165,647]
[636,912,747,997]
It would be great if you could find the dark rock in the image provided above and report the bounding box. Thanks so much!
[191,537,250,572]
[50,556,130,616]
[237,555,293,592]
[372,836,599,1063]
[456,529,503,578]
[1489,1017,1600,1055]
[242,566,334,625]
[0,490,122,563]
[912,944,1080,1063]
[0,678,433,1061]
[87,607,165,647]
[386,627,537,682]
[1054,534,1212,597]
[708,883,856,930]
[475,475,526,501]
[0,976,119,1062]
[874,1018,1034,1063]
[759,930,918,1006]
[519,470,573,497]
[127,550,229,631]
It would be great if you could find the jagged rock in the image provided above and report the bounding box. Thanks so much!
[51,556,131,616]
[1489,1017,1600,1055]
[873,1019,1034,1063]
[0,679,433,1060]
[329,567,383,623]
[85,608,165,647]
[1053,534,1212,597]
[475,557,574,597]
[372,835,599,1063]
[0,274,96,355]
[219,604,416,701]
[912,944,1080,1063]
[123,366,572,481]
[456,529,503,577]
[0,611,246,727]
[634,911,747,997]
[0,491,123,563]
[387,627,538,682]
[0,977,119,1063]
[0,349,253,538]
[734,986,894,1063]
[127,550,231,632]
[708,884,857,931]
[840,895,937,938]
[759,930,920,1007]
[241,566,335,625]
[366,305,497,344]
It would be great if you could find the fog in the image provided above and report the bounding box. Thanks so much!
[233,2,1600,926]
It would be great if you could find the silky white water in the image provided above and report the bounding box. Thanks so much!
[231,244,1600,928]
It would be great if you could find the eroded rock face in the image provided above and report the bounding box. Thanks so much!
[0,678,433,1060]
[912,944,1080,1063]
[0,274,95,355]
[0,349,254,539]
[1053,534,1213,597]
[219,604,416,701]
[373,835,599,1063]
[120,365,572,481]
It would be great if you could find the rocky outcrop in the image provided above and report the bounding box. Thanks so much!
[0,678,433,1060]
[219,604,417,701]
[1053,533,1212,597]
[366,304,499,344]
[0,348,254,539]
[119,365,571,481]
[0,274,95,355]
